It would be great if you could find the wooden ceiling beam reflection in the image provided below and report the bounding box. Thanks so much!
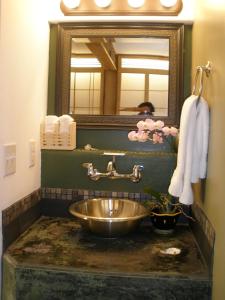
[86,39,117,71]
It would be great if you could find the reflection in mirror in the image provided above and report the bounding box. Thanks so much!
[69,37,169,117]
[55,23,184,127]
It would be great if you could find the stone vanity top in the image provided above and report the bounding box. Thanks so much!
[5,216,208,278]
[3,217,212,300]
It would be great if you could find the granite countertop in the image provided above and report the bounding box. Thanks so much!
[5,216,209,279]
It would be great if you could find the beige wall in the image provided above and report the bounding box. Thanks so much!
[192,1,225,299]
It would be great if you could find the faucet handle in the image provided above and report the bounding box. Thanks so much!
[82,162,100,181]
[133,164,144,171]
[82,162,93,169]
[131,165,144,182]
[82,162,95,176]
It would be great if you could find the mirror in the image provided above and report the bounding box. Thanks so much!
[70,37,169,116]
[55,23,184,127]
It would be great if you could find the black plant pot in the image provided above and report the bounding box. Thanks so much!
[150,208,181,234]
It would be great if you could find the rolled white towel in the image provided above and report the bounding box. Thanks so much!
[45,115,59,133]
[59,115,74,134]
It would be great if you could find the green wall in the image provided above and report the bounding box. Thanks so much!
[183,25,192,100]
[76,129,175,152]
[41,149,177,193]
[42,24,192,192]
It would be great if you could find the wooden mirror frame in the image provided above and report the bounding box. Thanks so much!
[54,22,184,128]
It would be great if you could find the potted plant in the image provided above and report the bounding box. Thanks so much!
[128,118,193,233]
[143,187,193,234]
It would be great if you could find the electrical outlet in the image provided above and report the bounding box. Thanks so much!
[4,144,16,176]
[29,139,36,167]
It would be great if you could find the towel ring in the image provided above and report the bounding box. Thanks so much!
[192,67,203,97]
[192,61,212,97]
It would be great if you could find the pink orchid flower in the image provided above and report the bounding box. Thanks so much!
[137,120,148,131]
[128,119,178,145]
[128,131,138,141]
[152,133,164,144]
[154,120,165,130]
[162,126,171,136]
[145,118,155,131]
[170,127,178,136]
[136,131,149,142]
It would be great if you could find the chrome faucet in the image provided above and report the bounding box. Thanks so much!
[82,153,143,182]
[106,155,116,173]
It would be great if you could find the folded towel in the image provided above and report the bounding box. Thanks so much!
[59,115,74,134]
[168,95,209,205]
[45,115,59,134]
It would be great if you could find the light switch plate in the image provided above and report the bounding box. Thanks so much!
[3,144,16,176]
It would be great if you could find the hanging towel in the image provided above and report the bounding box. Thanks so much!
[59,114,74,134]
[168,95,209,205]
[191,98,209,182]
[45,115,59,134]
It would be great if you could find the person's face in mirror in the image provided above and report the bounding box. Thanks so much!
[138,102,155,116]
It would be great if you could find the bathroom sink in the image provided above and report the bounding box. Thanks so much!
[69,198,148,237]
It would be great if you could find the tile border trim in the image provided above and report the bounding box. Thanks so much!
[2,189,41,226]
[41,187,151,202]
[191,203,215,249]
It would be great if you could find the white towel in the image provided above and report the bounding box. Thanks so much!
[45,115,59,133]
[168,95,209,205]
[191,98,209,182]
[59,114,74,134]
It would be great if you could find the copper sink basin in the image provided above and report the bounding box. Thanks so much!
[69,198,148,237]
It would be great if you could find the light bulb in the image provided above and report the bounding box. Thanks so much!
[160,0,177,8]
[128,0,145,8]
[94,0,112,8]
[62,0,80,9]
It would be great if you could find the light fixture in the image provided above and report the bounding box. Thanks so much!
[62,0,80,9]
[60,0,183,15]
[160,0,177,8]
[127,0,145,8]
[94,0,112,8]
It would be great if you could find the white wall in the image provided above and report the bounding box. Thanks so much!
[0,0,50,209]
[0,0,51,294]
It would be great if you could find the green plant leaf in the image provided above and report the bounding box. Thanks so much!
[144,187,162,201]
